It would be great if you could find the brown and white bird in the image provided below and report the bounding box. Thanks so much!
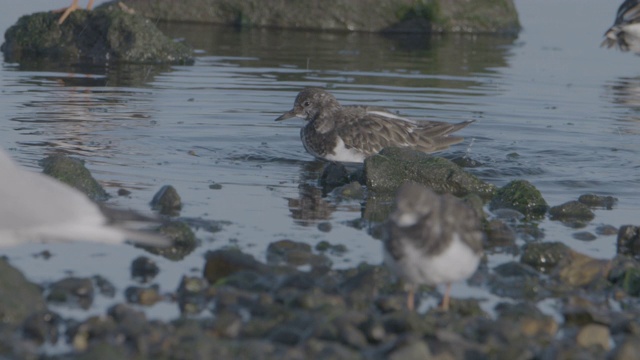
[275,88,474,163]
[384,182,484,311]
[602,0,640,54]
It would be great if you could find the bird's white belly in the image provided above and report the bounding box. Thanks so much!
[385,234,480,286]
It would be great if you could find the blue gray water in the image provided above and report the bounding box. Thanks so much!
[1,0,639,321]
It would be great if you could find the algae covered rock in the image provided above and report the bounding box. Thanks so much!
[549,201,595,228]
[364,147,496,199]
[118,0,520,34]
[489,180,548,220]
[2,4,193,65]
[40,155,108,201]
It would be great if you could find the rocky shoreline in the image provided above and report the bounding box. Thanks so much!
[0,149,637,359]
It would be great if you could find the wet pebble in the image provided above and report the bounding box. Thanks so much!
[595,224,618,236]
[124,284,162,306]
[130,256,160,282]
[578,193,618,209]
[572,231,597,241]
[617,225,640,257]
[549,200,595,228]
[150,185,182,215]
[489,179,548,220]
[47,277,94,309]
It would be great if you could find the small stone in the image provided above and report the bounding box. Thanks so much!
[131,256,160,283]
[117,188,131,196]
[572,231,597,241]
[47,277,94,309]
[520,242,571,273]
[124,285,162,306]
[203,248,267,284]
[209,183,223,190]
[150,185,182,216]
[578,194,617,209]
[576,324,611,350]
[617,225,640,257]
[549,201,595,228]
[595,224,617,236]
[317,222,332,232]
[40,155,108,201]
[489,180,548,220]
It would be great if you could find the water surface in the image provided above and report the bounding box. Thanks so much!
[1,0,639,320]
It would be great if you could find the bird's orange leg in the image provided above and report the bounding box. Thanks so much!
[407,285,415,311]
[440,283,452,311]
[57,0,94,25]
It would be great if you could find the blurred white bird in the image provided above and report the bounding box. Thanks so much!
[0,148,169,248]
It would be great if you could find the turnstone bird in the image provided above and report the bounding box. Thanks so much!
[0,148,169,248]
[384,182,484,311]
[275,88,474,163]
[602,0,640,53]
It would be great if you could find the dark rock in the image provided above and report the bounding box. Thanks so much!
[40,155,108,201]
[130,256,160,282]
[549,201,595,228]
[141,221,197,260]
[608,256,640,296]
[451,155,483,168]
[1,4,193,64]
[120,0,520,34]
[335,181,365,200]
[320,163,350,192]
[315,241,348,256]
[520,242,571,273]
[364,148,496,199]
[22,310,62,345]
[595,224,617,236]
[209,182,223,190]
[124,284,162,306]
[203,248,268,284]
[93,275,116,298]
[266,239,332,269]
[0,259,46,327]
[578,193,618,209]
[562,296,611,327]
[150,185,182,216]
[176,276,209,315]
[488,266,549,301]
[484,218,516,247]
[617,225,640,258]
[47,277,94,309]
[117,188,131,196]
[489,180,548,220]
[317,222,332,233]
[572,231,597,241]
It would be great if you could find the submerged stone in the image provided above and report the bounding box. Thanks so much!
[617,225,640,258]
[520,242,570,273]
[203,248,269,284]
[150,185,182,216]
[578,193,618,209]
[549,201,595,228]
[1,4,193,65]
[40,155,108,201]
[141,221,197,260]
[47,277,94,310]
[0,259,46,327]
[364,147,496,199]
[489,180,548,220]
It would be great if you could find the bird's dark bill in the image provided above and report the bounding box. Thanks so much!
[275,110,297,121]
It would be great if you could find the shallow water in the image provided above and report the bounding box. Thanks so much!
[1,0,640,322]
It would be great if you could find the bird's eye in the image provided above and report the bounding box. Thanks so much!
[303,101,310,107]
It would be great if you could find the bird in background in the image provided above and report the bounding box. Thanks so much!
[276,88,474,163]
[602,0,640,54]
